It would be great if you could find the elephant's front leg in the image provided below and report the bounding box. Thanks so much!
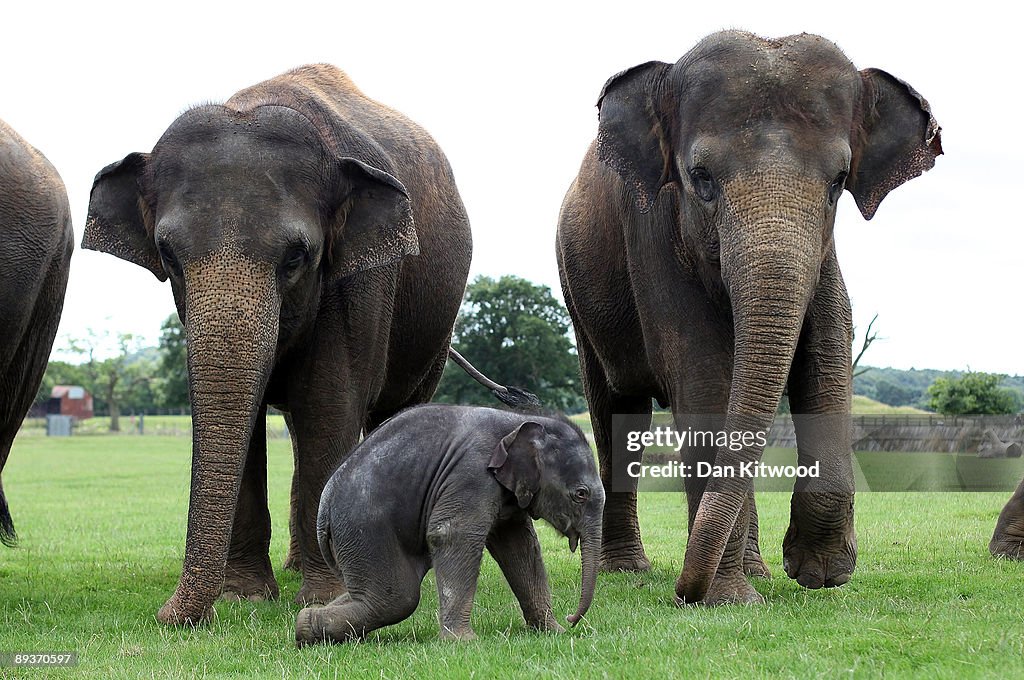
[431,529,487,641]
[678,413,764,605]
[223,404,279,601]
[783,253,857,589]
[486,516,562,632]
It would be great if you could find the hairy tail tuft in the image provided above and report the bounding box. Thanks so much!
[491,386,542,411]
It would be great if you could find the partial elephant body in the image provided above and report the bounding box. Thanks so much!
[978,429,1022,458]
[991,476,1024,560]
[84,65,472,625]
[556,31,941,605]
[0,119,74,546]
[294,405,604,645]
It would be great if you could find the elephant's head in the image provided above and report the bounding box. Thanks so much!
[83,103,418,624]
[595,31,941,601]
[488,418,604,625]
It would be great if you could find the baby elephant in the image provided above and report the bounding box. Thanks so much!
[295,405,604,645]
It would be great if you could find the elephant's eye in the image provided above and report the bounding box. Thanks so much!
[158,242,182,277]
[689,168,717,202]
[573,487,590,503]
[281,244,309,275]
[828,172,848,205]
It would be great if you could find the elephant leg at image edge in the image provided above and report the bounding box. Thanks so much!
[222,404,279,601]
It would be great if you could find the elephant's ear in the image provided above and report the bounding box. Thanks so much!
[325,157,419,282]
[488,421,545,509]
[83,152,167,281]
[595,61,673,213]
[848,68,943,220]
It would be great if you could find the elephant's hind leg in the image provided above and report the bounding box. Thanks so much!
[295,557,423,645]
[223,405,279,601]
[991,477,1024,560]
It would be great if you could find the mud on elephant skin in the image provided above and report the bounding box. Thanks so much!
[295,405,604,645]
[0,119,74,548]
[556,30,942,605]
[991,476,1024,560]
[84,65,473,626]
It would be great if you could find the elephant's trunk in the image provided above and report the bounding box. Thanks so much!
[157,250,280,626]
[567,503,603,626]
[677,172,822,603]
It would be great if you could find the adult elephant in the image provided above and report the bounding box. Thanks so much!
[84,65,474,626]
[991,476,1024,560]
[556,31,942,605]
[0,119,74,547]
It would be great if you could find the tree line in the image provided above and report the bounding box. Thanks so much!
[34,276,1022,429]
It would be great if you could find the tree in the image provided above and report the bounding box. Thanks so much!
[157,314,189,411]
[927,372,1021,416]
[433,275,585,411]
[66,330,157,432]
[851,313,881,378]
[874,379,917,407]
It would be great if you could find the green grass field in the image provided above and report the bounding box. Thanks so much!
[2,435,1024,678]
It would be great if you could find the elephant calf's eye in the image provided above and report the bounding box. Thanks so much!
[573,487,590,503]
[828,172,848,205]
[689,168,717,202]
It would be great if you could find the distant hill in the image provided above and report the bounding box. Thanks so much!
[854,366,1024,411]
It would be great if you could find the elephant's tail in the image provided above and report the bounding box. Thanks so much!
[0,489,15,547]
[447,348,542,411]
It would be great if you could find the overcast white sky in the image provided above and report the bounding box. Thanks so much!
[2,1,1018,374]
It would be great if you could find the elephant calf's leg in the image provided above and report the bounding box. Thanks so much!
[431,537,486,640]
[486,518,562,632]
[991,477,1024,560]
[295,589,418,645]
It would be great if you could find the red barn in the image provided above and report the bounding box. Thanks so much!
[48,385,94,420]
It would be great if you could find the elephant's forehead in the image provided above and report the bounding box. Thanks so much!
[677,34,860,133]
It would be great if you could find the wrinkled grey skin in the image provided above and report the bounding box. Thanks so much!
[294,405,604,644]
[978,429,1022,459]
[83,65,472,625]
[0,119,74,547]
[991,476,1024,560]
[556,31,942,605]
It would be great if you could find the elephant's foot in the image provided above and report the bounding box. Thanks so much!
[222,557,279,601]
[783,494,856,589]
[295,577,347,606]
[599,548,651,573]
[599,532,651,572]
[675,570,764,607]
[990,534,1024,560]
[440,626,478,642]
[525,610,565,634]
[782,529,856,589]
[743,545,772,579]
[156,592,215,627]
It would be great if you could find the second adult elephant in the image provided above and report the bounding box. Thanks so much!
[557,31,942,605]
[85,65,473,625]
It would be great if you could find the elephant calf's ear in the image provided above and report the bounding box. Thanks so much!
[595,61,673,213]
[325,157,419,282]
[488,421,545,509]
[83,152,166,281]
[848,69,943,220]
